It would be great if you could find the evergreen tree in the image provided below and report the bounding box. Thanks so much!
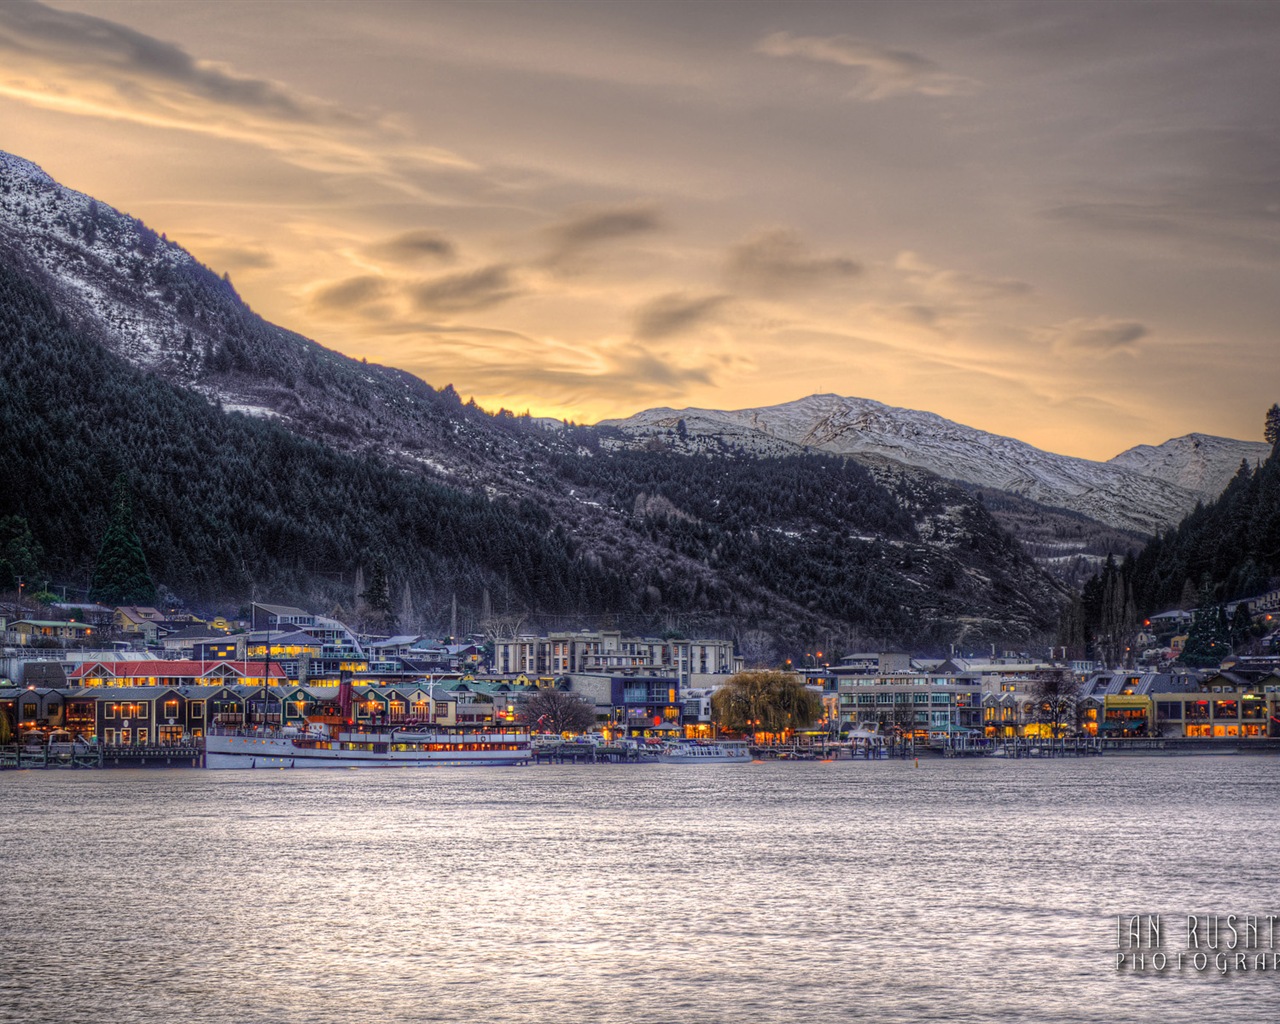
[1179,589,1230,667]
[399,580,414,634]
[1266,403,1280,447]
[89,476,157,605]
[1230,602,1254,648]
[0,515,43,590]
[361,557,395,632]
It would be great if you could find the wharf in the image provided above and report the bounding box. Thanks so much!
[940,737,1103,758]
[1,743,103,769]
[100,743,205,768]
[533,744,652,764]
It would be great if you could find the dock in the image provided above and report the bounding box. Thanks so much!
[532,744,652,764]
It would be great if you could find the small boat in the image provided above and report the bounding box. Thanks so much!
[657,739,752,764]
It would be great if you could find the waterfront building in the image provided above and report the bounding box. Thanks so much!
[836,673,983,740]
[0,686,67,734]
[68,659,287,688]
[491,630,738,685]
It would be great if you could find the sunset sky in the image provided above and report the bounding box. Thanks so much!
[2,0,1277,460]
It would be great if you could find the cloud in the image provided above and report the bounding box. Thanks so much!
[0,1,359,124]
[189,241,276,272]
[726,229,861,297]
[755,31,978,100]
[632,292,728,340]
[367,229,456,264]
[541,201,662,268]
[393,331,719,411]
[1048,317,1148,355]
[894,251,1033,301]
[411,264,521,314]
[0,2,474,182]
[310,275,391,312]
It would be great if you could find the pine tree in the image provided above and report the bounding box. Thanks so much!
[361,557,395,632]
[0,515,43,590]
[89,475,157,605]
[1180,588,1230,667]
[399,580,414,634]
[1266,403,1280,447]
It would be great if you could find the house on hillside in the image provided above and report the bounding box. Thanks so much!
[114,606,165,635]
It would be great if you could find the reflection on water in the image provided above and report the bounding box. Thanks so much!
[1,757,1278,1023]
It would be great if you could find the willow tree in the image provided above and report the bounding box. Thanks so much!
[711,670,824,739]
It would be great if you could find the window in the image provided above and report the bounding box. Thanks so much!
[191,701,204,718]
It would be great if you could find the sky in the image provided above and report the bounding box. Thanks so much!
[1,0,1278,460]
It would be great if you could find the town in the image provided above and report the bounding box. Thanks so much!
[5,589,1280,769]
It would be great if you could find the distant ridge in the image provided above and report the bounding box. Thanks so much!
[603,394,1267,536]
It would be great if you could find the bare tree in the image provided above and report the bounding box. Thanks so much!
[482,612,526,646]
[1029,669,1079,738]
[517,688,597,734]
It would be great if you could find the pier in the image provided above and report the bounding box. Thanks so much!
[1,742,103,769]
[99,743,205,768]
[940,736,1103,758]
[533,743,652,764]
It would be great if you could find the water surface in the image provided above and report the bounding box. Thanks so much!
[2,756,1277,1023]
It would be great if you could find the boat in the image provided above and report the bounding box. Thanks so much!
[205,722,532,769]
[657,739,752,763]
[846,727,888,760]
[204,678,531,769]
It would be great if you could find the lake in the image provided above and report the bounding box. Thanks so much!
[2,756,1277,1023]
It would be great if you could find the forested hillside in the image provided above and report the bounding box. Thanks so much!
[0,150,1070,650]
[1127,428,1280,612]
[1061,415,1279,661]
[0,252,1062,648]
[0,258,629,615]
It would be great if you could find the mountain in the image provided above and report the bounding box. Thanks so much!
[0,152,1064,651]
[1109,433,1272,497]
[602,394,1261,537]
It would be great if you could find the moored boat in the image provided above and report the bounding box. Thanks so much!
[205,721,531,768]
[204,676,529,768]
[657,739,751,764]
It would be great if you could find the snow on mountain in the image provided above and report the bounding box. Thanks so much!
[1108,433,1272,497]
[603,394,1246,535]
[0,151,205,376]
[0,152,55,186]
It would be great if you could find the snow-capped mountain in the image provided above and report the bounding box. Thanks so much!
[603,395,1259,536]
[1109,433,1271,497]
